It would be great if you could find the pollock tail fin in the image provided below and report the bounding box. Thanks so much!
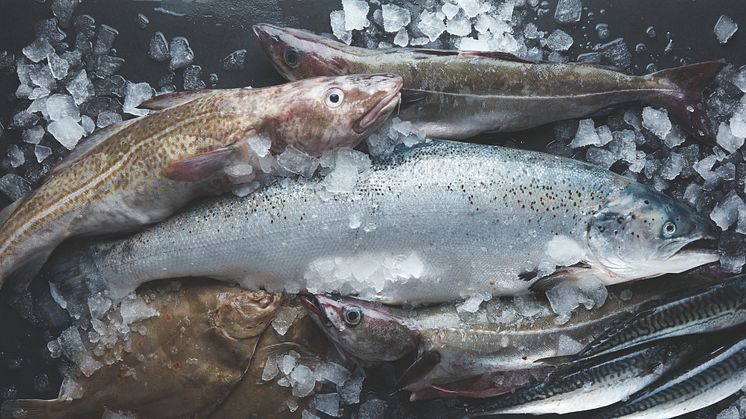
[1,399,66,419]
[649,60,725,139]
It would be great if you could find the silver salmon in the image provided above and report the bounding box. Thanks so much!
[49,141,718,306]
[0,74,402,290]
[252,23,724,140]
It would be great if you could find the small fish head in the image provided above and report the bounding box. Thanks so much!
[252,23,354,80]
[300,294,418,363]
[587,184,720,282]
[264,74,402,155]
[211,290,283,340]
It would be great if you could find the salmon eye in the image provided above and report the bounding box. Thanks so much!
[284,47,301,68]
[662,221,676,237]
[343,306,362,326]
[325,87,344,108]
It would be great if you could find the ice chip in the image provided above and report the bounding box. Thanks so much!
[313,393,341,417]
[546,276,608,324]
[663,125,685,149]
[659,152,685,180]
[301,411,320,419]
[271,304,305,336]
[93,25,119,55]
[277,146,319,178]
[222,49,247,71]
[51,0,80,28]
[546,29,574,51]
[595,38,632,69]
[733,65,746,93]
[315,362,351,386]
[48,117,85,150]
[148,32,170,62]
[58,327,102,377]
[87,293,112,319]
[23,126,45,144]
[183,65,206,91]
[586,147,617,169]
[136,13,149,29]
[291,364,316,397]
[119,293,159,326]
[456,293,491,313]
[342,0,370,31]
[30,64,56,90]
[168,37,194,71]
[569,119,600,148]
[330,10,353,45]
[717,122,744,154]
[11,111,40,130]
[446,14,472,37]
[714,15,738,44]
[0,174,31,201]
[642,106,672,139]
[418,10,446,42]
[123,82,154,116]
[280,351,301,375]
[393,28,409,47]
[710,190,746,231]
[442,3,460,20]
[93,55,124,78]
[556,334,584,356]
[81,115,95,134]
[97,111,122,128]
[457,0,482,18]
[66,70,94,105]
[554,0,582,24]
[717,405,740,419]
[23,38,54,63]
[261,355,279,381]
[358,399,386,419]
[33,144,51,163]
[338,369,365,404]
[47,51,69,80]
[8,145,25,168]
[382,4,410,33]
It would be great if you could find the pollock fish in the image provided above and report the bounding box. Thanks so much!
[596,334,746,419]
[543,274,746,364]
[49,141,718,306]
[252,23,724,140]
[0,283,282,419]
[300,275,716,397]
[462,340,696,417]
[0,74,402,289]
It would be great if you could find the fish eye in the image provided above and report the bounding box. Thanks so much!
[662,221,677,237]
[343,306,363,326]
[284,47,301,68]
[325,87,344,108]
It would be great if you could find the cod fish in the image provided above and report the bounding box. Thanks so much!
[596,333,746,419]
[49,141,718,306]
[543,273,746,364]
[0,74,402,289]
[253,23,724,140]
[462,340,696,417]
[0,283,282,419]
[300,276,714,397]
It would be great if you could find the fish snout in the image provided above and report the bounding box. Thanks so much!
[252,23,280,43]
[353,74,404,133]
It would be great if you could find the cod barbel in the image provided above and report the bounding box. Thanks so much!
[50,141,718,306]
[0,74,402,289]
[253,23,724,140]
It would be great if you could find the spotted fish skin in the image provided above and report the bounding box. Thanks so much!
[51,141,716,306]
[574,274,746,361]
[0,74,402,289]
[596,335,746,419]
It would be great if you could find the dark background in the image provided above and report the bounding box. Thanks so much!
[0,0,744,416]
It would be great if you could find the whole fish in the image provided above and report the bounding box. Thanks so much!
[49,141,718,306]
[543,274,746,364]
[596,334,746,419]
[300,276,715,397]
[0,74,402,289]
[0,283,282,419]
[252,23,724,139]
[462,341,697,417]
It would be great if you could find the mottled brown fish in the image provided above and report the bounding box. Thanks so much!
[253,23,723,140]
[0,283,282,418]
[0,74,402,289]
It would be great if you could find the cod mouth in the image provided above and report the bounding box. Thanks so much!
[354,82,404,134]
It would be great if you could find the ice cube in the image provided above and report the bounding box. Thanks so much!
[663,125,685,148]
[458,36,492,51]
[418,10,446,42]
[277,146,319,178]
[642,106,672,139]
[81,115,95,134]
[717,122,744,154]
[546,29,574,51]
[446,13,472,37]
[323,149,371,194]
[46,93,80,121]
[47,52,69,80]
[382,4,410,33]
[136,13,149,29]
[456,293,491,313]
[623,110,642,131]
[586,147,617,169]
[290,364,316,397]
[58,327,102,377]
[457,0,482,18]
[315,362,351,386]
[261,355,279,381]
[659,152,685,180]
[97,111,122,128]
[87,293,112,319]
[546,276,608,324]
[23,38,54,63]
[342,0,370,31]
[358,399,386,419]
[93,55,125,78]
[66,70,94,106]
[280,351,301,375]
[714,15,738,44]
[30,65,56,90]
[11,111,40,130]
[710,190,746,231]
[222,49,247,71]
[23,126,45,144]
[717,405,739,419]
[569,119,599,148]
[442,3,460,20]
[556,334,584,356]
[51,0,80,28]
[8,145,25,168]
[0,174,31,201]
[93,25,119,55]
[313,393,341,417]
[48,117,85,150]
[119,293,159,326]
[183,65,206,91]
[148,32,170,62]
[35,17,67,48]
[338,369,365,404]
[168,37,194,71]
[271,304,305,336]
[554,0,582,24]
[33,145,52,163]
[393,28,409,47]
[301,411,320,419]
[733,66,746,93]
[330,10,353,45]
[719,232,745,273]
[123,82,154,116]
[595,38,632,69]
[224,164,254,184]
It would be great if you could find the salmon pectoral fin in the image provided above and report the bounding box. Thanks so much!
[140,90,219,110]
[528,263,594,293]
[649,60,726,139]
[395,350,441,392]
[1,399,67,419]
[163,147,235,182]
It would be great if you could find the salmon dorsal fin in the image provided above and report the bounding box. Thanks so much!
[42,118,140,182]
[409,48,540,64]
[140,89,220,110]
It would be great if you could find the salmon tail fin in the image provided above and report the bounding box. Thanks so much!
[1,399,62,419]
[44,243,107,320]
[649,60,726,139]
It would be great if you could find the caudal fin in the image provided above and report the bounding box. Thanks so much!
[649,60,725,139]
[43,243,106,320]
[1,399,64,419]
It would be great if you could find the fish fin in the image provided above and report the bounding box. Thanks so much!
[6,248,54,291]
[163,147,235,182]
[395,350,441,391]
[42,118,140,182]
[0,199,23,226]
[528,264,593,293]
[518,269,538,281]
[533,354,577,366]
[1,399,65,419]
[45,243,106,318]
[140,90,219,110]
[400,89,429,106]
[409,48,539,64]
[648,60,726,139]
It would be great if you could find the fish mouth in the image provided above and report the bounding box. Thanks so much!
[354,79,404,134]
[299,294,322,316]
[252,23,277,45]
[671,238,721,258]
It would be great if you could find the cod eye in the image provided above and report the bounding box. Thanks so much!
[343,306,363,326]
[662,221,677,237]
[325,87,344,108]
[284,47,301,68]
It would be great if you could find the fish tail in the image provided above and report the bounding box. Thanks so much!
[648,60,725,138]
[1,399,64,419]
[45,243,107,319]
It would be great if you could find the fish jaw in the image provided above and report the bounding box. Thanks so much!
[353,78,403,133]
